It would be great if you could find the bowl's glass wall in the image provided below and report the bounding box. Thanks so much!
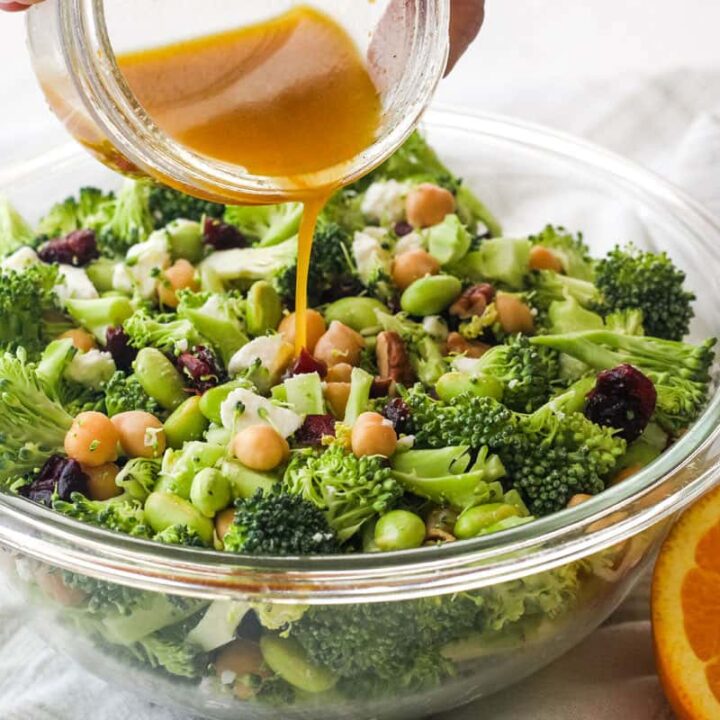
[1,111,720,718]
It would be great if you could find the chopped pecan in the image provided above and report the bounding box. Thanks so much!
[445,332,491,359]
[449,284,493,319]
[376,331,415,385]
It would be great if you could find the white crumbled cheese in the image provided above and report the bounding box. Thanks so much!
[64,349,116,389]
[220,671,237,686]
[393,231,424,256]
[361,180,411,224]
[53,265,100,305]
[452,356,484,376]
[112,230,170,299]
[422,315,449,342]
[220,387,303,438]
[1,246,39,273]
[227,335,287,377]
[352,227,392,284]
[396,435,416,451]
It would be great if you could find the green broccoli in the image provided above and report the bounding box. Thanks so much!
[0,348,73,485]
[594,244,695,341]
[321,187,366,233]
[224,202,303,247]
[0,196,36,256]
[529,225,595,281]
[115,457,161,501]
[450,237,531,289]
[36,187,115,240]
[391,445,506,510]
[0,263,62,357]
[60,572,145,615]
[123,310,203,354]
[223,490,341,555]
[544,294,604,335]
[604,308,645,336]
[65,296,134,343]
[154,524,207,547]
[532,329,715,432]
[283,444,402,542]
[529,270,599,310]
[464,335,560,412]
[102,371,162,418]
[52,492,152,537]
[97,180,154,257]
[146,182,225,229]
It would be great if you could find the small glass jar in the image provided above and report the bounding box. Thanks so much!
[26,0,451,204]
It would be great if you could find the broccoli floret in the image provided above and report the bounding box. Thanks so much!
[529,225,595,281]
[103,371,162,417]
[532,330,715,432]
[451,237,531,289]
[123,310,203,354]
[544,294,604,335]
[224,489,341,556]
[65,296,134,343]
[61,571,145,615]
[147,182,225,229]
[0,348,73,485]
[0,196,35,256]
[467,335,560,412]
[97,180,154,257]
[115,457,161,501]
[36,187,115,240]
[605,308,645,336]
[224,202,303,247]
[283,444,402,542]
[52,492,152,537]
[154,524,207,547]
[391,446,506,510]
[529,270,599,310]
[594,244,695,340]
[0,263,62,357]
[321,187,366,233]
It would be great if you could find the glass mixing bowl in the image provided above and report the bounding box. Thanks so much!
[1,108,719,720]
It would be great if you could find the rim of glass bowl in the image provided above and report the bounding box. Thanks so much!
[54,0,450,203]
[1,107,719,605]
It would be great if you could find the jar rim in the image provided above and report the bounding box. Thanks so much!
[1,107,720,603]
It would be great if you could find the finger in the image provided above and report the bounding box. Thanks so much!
[446,0,485,75]
[0,0,42,10]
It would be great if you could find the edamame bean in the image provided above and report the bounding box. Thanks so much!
[260,634,337,693]
[199,381,248,425]
[221,459,277,499]
[324,297,389,333]
[166,220,204,263]
[374,510,426,551]
[144,491,214,545]
[435,372,503,402]
[454,503,521,540]
[400,275,462,316]
[164,396,210,449]
[133,348,187,411]
[85,259,117,293]
[246,281,283,336]
[190,468,232,518]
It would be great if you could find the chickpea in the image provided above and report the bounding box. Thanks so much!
[391,249,440,291]
[611,463,643,486]
[495,292,535,334]
[567,493,593,508]
[83,462,121,501]
[405,183,456,229]
[215,640,269,697]
[157,259,200,308]
[326,363,353,383]
[65,411,120,467]
[313,321,365,368]
[233,425,290,471]
[111,411,166,459]
[529,245,564,273]
[214,507,236,546]
[324,382,351,418]
[351,412,398,458]
[278,310,327,353]
[59,328,96,353]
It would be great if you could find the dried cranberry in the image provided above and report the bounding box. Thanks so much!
[38,229,99,267]
[382,397,412,435]
[370,377,393,398]
[176,346,223,393]
[288,348,327,378]
[105,326,137,372]
[295,415,336,446]
[584,364,657,442]
[20,456,88,507]
[203,218,247,250]
[394,221,414,237]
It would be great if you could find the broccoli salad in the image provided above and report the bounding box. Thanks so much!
[0,132,715,703]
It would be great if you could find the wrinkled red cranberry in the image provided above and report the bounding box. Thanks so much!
[394,221,414,237]
[176,346,223,393]
[295,415,336,446]
[585,364,657,442]
[203,218,247,250]
[38,229,99,267]
[288,348,327,378]
[19,456,88,507]
[370,377,393,398]
[382,397,412,435]
[105,326,137,372]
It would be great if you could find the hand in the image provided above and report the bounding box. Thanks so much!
[447,0,485,74]
[0,0,42,11]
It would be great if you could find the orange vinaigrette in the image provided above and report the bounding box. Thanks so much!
[117,6,382,352]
